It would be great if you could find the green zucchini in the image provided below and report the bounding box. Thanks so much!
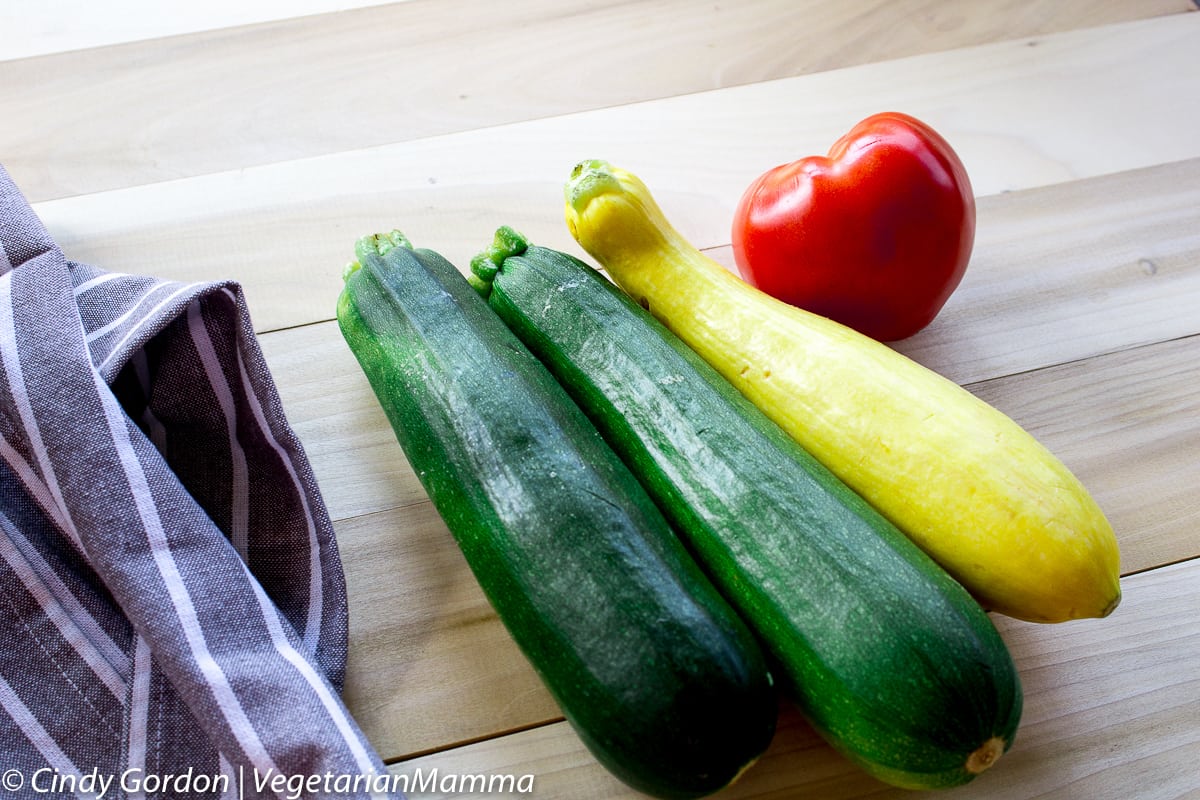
[471,228,1023,790]
[336,231,776,799]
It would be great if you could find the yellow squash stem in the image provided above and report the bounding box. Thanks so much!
[564,159,1121,624]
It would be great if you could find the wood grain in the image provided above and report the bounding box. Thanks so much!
[384,559,1200,798]
[0,0,406,60]
[26,14,1200,336]
[2,0,1190,201]
[893,160,1200,385]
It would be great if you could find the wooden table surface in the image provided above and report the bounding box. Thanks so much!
[4,2,1198,797]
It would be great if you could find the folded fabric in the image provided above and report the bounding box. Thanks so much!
[0,164,401,799]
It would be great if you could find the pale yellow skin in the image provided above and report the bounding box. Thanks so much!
[564,160,1121,623]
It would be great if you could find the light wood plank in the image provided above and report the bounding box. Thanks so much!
[382,559,1200,799]
[2,1,1189,200]
[22,13,1200,336]
[337,503,561,761]
[896,159,1200,384]
[331,331,1200,761]
[0,0,407,61]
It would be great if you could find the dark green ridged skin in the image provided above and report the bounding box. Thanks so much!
[474,231,1023,789]
[336,234,777,799]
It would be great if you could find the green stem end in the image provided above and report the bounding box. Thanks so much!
[344,229,413,282]
[469,225,530,298]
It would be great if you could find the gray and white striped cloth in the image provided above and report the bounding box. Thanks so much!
[0,165,400,799]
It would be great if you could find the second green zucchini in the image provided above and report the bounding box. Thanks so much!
[471,228,1023,790]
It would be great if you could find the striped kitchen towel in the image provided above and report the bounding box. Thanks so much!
[0,165,400,799]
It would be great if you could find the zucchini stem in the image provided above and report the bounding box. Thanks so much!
[469,225,530,297]
[344,229,413,282]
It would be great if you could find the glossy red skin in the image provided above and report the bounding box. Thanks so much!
[731,112,975,341]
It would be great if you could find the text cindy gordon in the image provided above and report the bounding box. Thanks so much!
[13,765,536,798]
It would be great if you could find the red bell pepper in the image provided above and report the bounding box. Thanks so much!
[731,112,975,341]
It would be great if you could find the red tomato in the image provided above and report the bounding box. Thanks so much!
[731,112,975,341]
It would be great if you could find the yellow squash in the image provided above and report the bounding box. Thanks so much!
[563,159,1121,623]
